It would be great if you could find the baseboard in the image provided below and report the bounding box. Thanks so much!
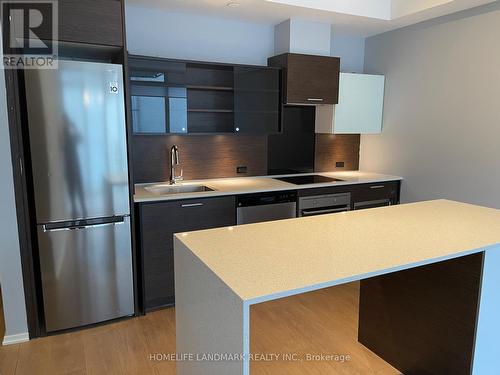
[2,332,29,345]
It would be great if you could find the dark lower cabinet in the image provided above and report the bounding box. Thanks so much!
[351,181,400,210]
[136,181,401,311]
[137,196,236,311]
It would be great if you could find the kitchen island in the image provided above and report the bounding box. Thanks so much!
[174,200,500,375]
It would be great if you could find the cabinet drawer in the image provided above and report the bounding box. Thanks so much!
[163,197,236,230]
[351,182,400,204]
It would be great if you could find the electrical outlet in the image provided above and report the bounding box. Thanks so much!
[236,166,247,174]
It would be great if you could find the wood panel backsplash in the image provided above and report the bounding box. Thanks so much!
[132,133,360,184]
[132,135,268,183]
[315,134,360,172]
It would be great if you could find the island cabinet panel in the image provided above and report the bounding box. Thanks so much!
[358,252,484,375]
[138,196,236,311]
[268,53,340,105]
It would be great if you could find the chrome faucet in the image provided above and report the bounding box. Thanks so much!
[170,145,183,185]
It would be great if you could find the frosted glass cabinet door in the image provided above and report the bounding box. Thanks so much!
[334,73,385,134]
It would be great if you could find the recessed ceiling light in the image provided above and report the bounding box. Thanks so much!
[226,1,240,7]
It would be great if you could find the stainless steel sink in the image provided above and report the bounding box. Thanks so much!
[144,184,214,195]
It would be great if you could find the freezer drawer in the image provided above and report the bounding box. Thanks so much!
[38,216,134,332]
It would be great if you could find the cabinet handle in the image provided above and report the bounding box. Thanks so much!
[181,203,204,208]
[370,185,385,189]
[307,98,324,102]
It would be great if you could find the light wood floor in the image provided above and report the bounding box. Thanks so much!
[0,282,399,375]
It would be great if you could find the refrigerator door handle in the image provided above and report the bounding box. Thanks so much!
[41,216,127,232]
[42,221,124,232]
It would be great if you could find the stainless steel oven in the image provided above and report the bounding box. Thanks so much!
[298,192,351,217]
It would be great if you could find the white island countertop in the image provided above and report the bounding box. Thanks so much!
[134,171,402,203]
[174,199,500,375]
[175,199,500,303]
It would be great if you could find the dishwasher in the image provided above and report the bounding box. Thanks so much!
[236,191,297,225]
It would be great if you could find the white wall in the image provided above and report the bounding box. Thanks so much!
[0,23,29,343]
[125,5,368,73]
[391,0,456,19]
[331,33,365,73]
[288,19,331,56]
[361,3,500,207]
[275,19,331,56]
[125,5,274,65]
[267,0,392,20]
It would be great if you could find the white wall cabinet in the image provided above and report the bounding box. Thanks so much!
[315,73,385,134]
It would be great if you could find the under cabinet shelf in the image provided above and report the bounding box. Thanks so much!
[187,109,234,113]
[186,85,234,91]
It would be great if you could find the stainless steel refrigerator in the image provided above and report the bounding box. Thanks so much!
[24,60,134,332]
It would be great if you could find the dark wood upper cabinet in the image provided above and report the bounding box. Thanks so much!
[128,55,281,135]
[58,0,123,46]
[5,0,123,50]
[268,53,340,105]
[27,0,124,47]
[234,66,281,134]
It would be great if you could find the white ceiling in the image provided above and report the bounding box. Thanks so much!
[126,0,497,36]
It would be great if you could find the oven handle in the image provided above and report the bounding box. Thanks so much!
[353,199,392,210]
[301,207,349,216]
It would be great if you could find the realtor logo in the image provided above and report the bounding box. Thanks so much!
[1,0,58,69]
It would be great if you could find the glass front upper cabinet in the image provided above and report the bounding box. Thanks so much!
[129,58,188,134]
[234,66,280,134]
[128,56,281,134]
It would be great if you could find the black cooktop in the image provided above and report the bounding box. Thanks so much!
[275,175,343,185]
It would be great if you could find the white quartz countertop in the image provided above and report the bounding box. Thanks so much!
[175,200,500,303]
[134,171,402,203]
